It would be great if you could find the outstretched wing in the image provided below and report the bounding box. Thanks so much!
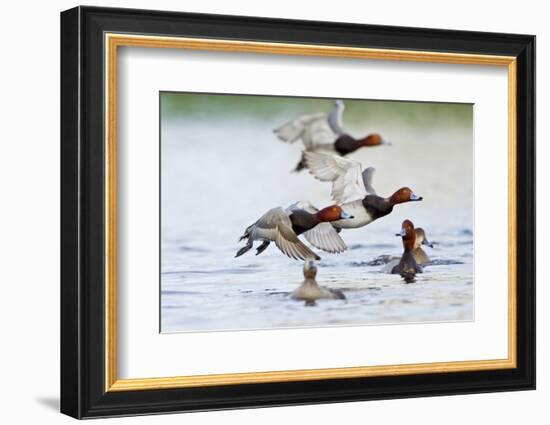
[255,208,320,261]
[274,113,337,150]
[285,200,346,254]
[273,113,324,144]
[304,151,373,204]
[285,200,319,214]
[303,223,348,254]
[327,100,345,135]
[362,167,376,195]
[274,222,321,261]
[300,117,338,149]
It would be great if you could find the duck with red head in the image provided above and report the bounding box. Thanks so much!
[235,201,354,261]
[389,187,423,205]
[361,133,384,147]
[304,151,423,231]
[391,220,423,281]
[333,132,389,157]
[274,100,390,172]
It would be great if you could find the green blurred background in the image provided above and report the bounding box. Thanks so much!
[161,92,472,129]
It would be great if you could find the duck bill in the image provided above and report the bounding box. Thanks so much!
[395,228,406,237]
[409,192,423,201]
[422,239,434,248]
[304,259,317,269]
[381,138,392,146]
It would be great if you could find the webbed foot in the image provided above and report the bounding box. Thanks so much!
[255,241,270,255]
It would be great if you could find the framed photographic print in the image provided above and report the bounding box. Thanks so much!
[60,6,535,419]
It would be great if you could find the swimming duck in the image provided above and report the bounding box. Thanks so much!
[292,260,346,305]
[381,225,433,272]
[413,228,434,265]
[274,100,389,172]
[235,203,353,261]
[392,219,423,280]
[304,151,422,230]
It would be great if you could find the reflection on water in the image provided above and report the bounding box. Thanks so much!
[160,95,473,333]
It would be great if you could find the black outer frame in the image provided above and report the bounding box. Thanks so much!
[60,5,535,419]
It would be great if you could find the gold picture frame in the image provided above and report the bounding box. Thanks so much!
[104,33,517,392]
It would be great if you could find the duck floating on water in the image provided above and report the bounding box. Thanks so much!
[235,203,353,261]
[413,228,434,265]
[274,100,389,172]
[304,151,422,230]
[392,220,423,281]
[292,260,346,305]
[378,226,435,271]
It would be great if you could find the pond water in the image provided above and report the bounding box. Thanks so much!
[160,96,474,333]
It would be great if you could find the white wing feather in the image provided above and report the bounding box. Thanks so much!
[327,100,345,135]
[362,167,376,195]
[304,152,372,204]
[274,113,337,149]
[300,116,338,149]
[274,223,320,261]
[285,201,347,254]
[303,223,347,254]
[273,113,324,144]
[252,207,320,261]
[285,200,319,214]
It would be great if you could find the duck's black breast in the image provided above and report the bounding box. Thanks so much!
[362,195,393,221]
[334,134,362,155]
[289,210,320,235]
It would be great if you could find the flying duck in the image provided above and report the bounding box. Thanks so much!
[304,151,422,231]
[235,203,353,261]
[274,100,389,172]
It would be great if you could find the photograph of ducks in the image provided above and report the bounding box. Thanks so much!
[160,92,473,332]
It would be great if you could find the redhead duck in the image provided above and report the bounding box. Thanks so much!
[381,225,433,272]
[392,220,423,280]
[413,228,434,265]
[292,260,346,305]
[379,226,434,271]
[235,203,353,261]
[304,151,422,230]
[274,100,389,172]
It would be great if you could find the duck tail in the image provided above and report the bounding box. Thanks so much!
[238,223,253,242]
[400,271,417,283]
[236,226,254,258]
